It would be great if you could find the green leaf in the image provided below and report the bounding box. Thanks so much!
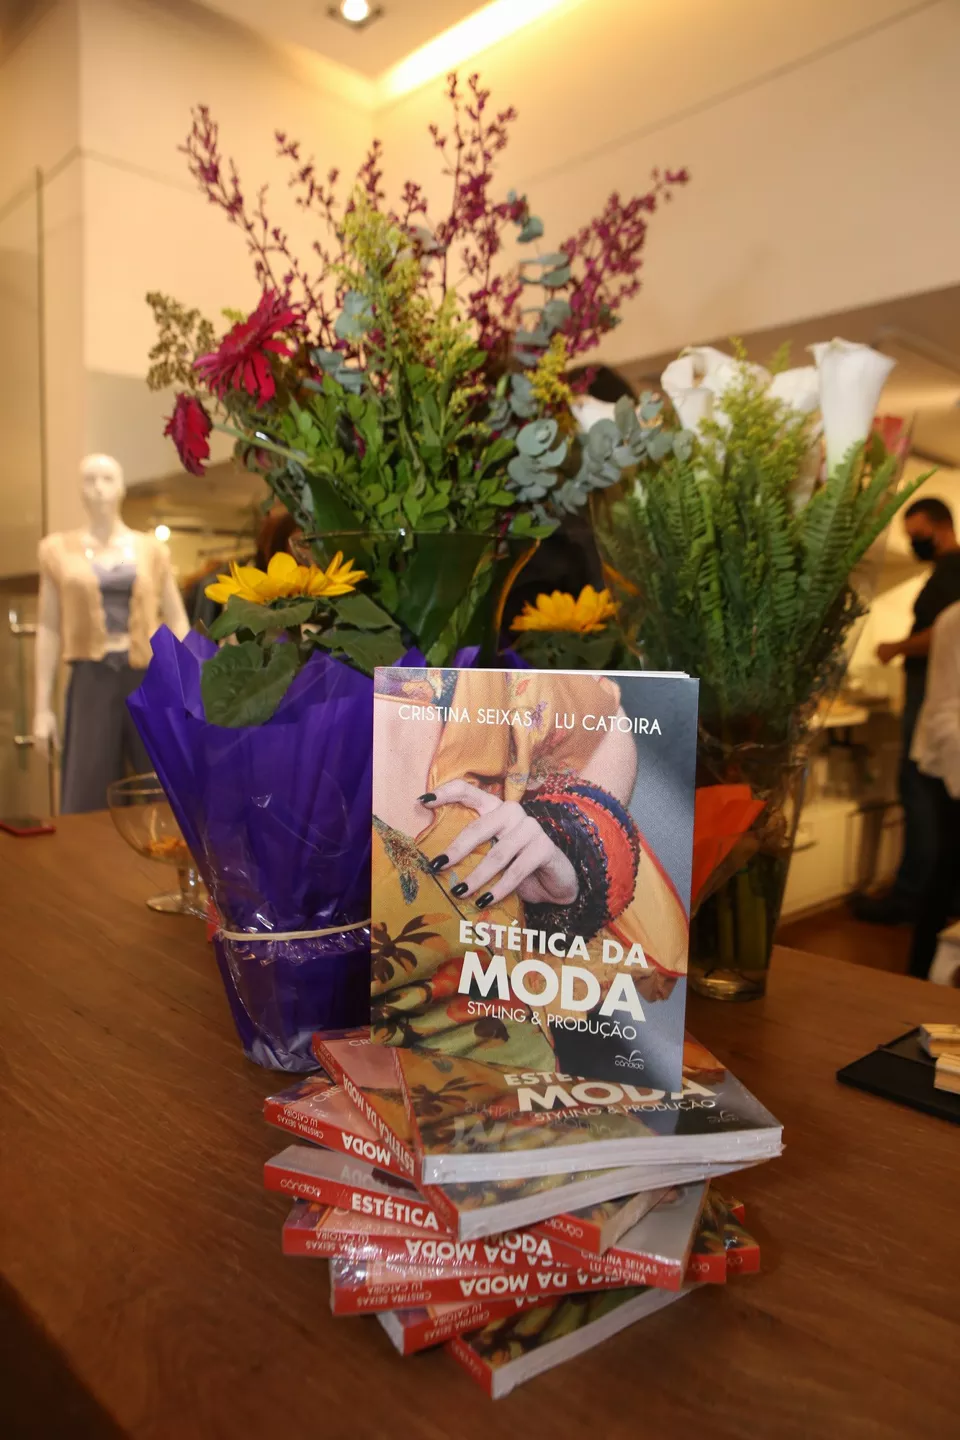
[200,641,300,728]
[313,627,404,675]
[306,470,364,534]
[394,533,492,654]
[333,591,397,631]
[541,264,572,288]
[209,595,317,641]
[517,216,544,243]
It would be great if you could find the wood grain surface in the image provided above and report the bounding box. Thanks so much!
[2,814,959,1440]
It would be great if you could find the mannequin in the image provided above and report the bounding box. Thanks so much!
[34,454,190,813]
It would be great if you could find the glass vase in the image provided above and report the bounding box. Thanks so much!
[689,735,809,1000]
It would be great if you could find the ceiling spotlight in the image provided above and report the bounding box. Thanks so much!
[329,0,383,29]
[154,524,171,542]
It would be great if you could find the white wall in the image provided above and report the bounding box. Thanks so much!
[78,0,373,383]
[0,0,83,546]
[377,0,960,367]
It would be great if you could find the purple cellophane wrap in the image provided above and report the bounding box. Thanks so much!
[128,629,522,1071]
[128,627,374,1071]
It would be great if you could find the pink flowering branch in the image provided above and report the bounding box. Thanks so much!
[183,106,334,344]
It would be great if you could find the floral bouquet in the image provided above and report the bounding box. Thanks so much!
[589,339,923,993]
[132,74,688,1064]
[150,74,688,683]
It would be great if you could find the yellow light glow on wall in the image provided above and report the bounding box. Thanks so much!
[379,0,581,102]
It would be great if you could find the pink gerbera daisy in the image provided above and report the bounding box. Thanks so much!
[195,290,298,404]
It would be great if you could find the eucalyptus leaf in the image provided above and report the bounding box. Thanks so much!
[541,264,572,288]
[516,419,559,457]
[517,216,544,243]
[542,298,572,332]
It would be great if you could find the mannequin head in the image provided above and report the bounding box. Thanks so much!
[80,454,125,525]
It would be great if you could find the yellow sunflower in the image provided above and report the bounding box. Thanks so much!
[511,585,617,634]
[205,550,366,606]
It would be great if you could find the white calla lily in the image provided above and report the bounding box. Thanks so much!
[768,365,820,415]
[662,347,770,438]
[572,396,619,433]
[809,339,895,473]
[661,355,714,433]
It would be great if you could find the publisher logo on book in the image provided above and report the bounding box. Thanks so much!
[614,1050,646,1071]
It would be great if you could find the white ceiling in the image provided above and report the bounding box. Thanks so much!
[199,0,488,78]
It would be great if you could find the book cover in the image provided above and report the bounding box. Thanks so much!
[308,1032,747,1242]
[446,1286,689,1399]
[393,1045,783,1184]
[371,667,699,1088]
[263,1145,443,1232]
[329,1256,632,1315]
[263,1076,411,1181]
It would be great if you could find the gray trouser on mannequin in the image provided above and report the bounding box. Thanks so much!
[60,654,151,814]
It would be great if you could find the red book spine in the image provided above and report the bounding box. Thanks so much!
[685,1251,727,1284]
[264,1164,442,1233]
[333,1266,626,1314]
[446,1335,494,1397]
[312,1039,417,1182]
[395,1298,528,1354]
[263,1099,338,1150]
[418,1182,460,1234]
[528,1229,685,1291]
[535,1211,602,1253]
[725,1244,761,1276]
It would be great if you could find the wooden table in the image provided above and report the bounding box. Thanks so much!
[2,814,959,1440]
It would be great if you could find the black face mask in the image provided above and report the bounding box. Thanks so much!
[910,536,937,562]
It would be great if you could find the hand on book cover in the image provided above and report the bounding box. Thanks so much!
[422,781,579,909]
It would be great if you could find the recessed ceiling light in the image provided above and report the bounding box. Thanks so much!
[330,0,383,28]
[154,524,171,542]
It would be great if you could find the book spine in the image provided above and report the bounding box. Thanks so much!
[333,1266,627,1313]
[313,1040,417,1182]
[263,1100,345,1155]
[394,1299,521,1354]
[283,1227,421,1262]
[311,1037,347,1084]
[685,1251,727,1284]
[534,1211,602,1253]
[418,1182,459,1234]
[725,1244,761,1276]
[526,1228,684,1290]
[264,1165,441,1232]
[445,1336,494,1397]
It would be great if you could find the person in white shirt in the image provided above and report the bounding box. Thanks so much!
[908,600,960,977]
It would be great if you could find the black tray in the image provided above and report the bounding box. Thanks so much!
[836,1026,960,1125]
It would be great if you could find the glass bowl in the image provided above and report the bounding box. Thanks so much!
[107,774,207,917]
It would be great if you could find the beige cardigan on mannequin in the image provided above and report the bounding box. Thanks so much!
[38,529,174,670]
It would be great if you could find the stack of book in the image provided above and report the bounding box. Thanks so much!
[262,1031,778,1397]
[262,665,781,1394]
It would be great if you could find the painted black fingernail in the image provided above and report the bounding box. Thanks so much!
[490,836,498,844]
[476,892,494,909]
[429,854,449,872]
[451,882,469,898]
[418,792,436,804]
